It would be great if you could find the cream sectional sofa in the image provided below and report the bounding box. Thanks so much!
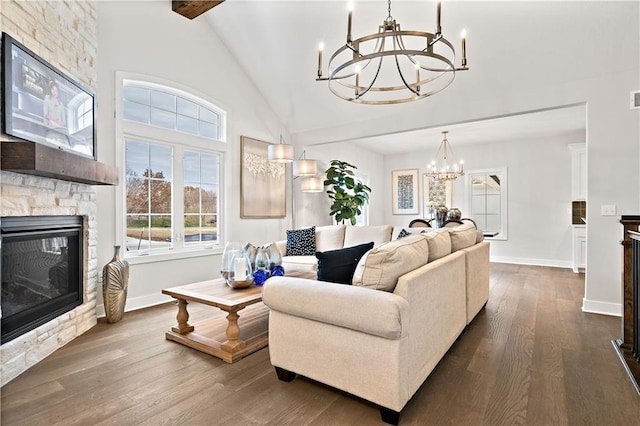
[264,224,490,425]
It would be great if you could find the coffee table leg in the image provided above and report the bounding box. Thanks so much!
[221,308,247,353]
[171,298,195,334]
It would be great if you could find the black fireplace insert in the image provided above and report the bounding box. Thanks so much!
[1,216,83,344]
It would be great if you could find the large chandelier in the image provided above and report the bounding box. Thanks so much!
[316,0,468,105]
[426,131,464,181]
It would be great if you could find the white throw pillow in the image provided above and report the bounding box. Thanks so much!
[422,228,452,262]
[344,225,393,247]
[352,234,428,292]
[316,225,346,252]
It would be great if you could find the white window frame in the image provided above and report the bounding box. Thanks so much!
[115,72,229,264]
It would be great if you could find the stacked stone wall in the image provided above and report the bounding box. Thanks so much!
[0,0,98,386]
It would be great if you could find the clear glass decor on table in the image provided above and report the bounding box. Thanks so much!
[221,241,254,289]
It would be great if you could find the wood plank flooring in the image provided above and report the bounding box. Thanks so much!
[2,263,639,425]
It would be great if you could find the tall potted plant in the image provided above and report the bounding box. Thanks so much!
[324,160,371,225]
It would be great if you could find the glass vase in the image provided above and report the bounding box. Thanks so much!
[255,247,271,272]
[221,241,253,288]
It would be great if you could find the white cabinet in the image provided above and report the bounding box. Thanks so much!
[572,225,586,273]
[569,143,587,201]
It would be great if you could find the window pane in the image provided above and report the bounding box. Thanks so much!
[123,86,150,105]
[177,115,198,135]
[201,154,218,184]
[202,214,217,241]
[177,97,198,118]
[199,121,217,139]
[123,100,150,124]
[126,215,150,252]
[149,215,172,249]
[183,151,200,183]
[126,140,149,177]
[199,107,218,124]
[149,144,172,180]
[184,184,200,214]
[201,184,216,213]
[126,177,148,214]
[150,90,176,112]
[150,107,175,130]
[184,214,201,243]
[150,180,171,213]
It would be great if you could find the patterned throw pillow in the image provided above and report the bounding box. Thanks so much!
[286,226,316,256]
[397,229,410,239]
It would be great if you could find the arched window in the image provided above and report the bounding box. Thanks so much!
[118,78,227,257]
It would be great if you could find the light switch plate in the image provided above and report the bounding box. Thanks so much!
[601,204,617,216]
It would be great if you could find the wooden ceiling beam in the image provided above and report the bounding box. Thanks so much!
[172,1,225,20]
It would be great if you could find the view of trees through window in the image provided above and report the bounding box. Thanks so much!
[122,81,224,255]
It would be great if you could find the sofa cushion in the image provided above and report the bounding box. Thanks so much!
[422,228,452,262]
[448,223,477,252]
[286,226,316,256]
[352,234,429,292]
[316,242,374,284]
[281,255,318,272]
[344,225,393,248]
[316,225,346,252]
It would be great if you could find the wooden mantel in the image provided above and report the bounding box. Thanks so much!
[172,1,225,20]
[1,141,118,186]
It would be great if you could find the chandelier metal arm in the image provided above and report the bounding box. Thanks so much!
[357,54,384,99]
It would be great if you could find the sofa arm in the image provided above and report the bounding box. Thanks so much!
[263,277,409,340]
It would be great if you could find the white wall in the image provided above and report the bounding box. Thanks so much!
[294,2,640,317]
[382,133,582,267]
[95,1,292,311]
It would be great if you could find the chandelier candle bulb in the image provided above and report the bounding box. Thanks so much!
[436,1,442,35]
[317,42,324,78]
[347,3,353,43]
[461,29,467,67]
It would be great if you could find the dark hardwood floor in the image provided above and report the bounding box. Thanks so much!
[2,263,639,425]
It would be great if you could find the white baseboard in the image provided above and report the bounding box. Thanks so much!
[582,298,622,317]
[490,256,572,269]
[95,293,173,318]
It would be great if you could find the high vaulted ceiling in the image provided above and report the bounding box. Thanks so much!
[204,1,591,151]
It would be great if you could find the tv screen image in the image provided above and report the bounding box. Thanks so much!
[2,33,96,159]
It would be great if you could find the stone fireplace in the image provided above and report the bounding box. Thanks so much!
[0,171,99,385]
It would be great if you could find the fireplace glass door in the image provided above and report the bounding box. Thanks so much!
[1,216,83,344]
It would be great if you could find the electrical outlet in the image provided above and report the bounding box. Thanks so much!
[601,204,617,216]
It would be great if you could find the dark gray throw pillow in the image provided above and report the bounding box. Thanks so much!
[286,226,316,256]
[316,241,374,284]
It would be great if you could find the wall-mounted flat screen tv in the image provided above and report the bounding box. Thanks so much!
[1,33,96,160]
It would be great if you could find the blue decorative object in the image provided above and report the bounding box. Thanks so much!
[271,265,285,276]
[253,269,269,286]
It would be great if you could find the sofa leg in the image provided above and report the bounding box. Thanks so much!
[274,366,297,382]
[379,406,401,425]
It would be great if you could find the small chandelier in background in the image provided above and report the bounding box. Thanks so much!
[316,0,468,105]
[426,131,464,181]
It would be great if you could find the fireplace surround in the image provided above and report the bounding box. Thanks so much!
[1,215,84,345]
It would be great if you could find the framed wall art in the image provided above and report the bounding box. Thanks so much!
[240,136,286,218]
[1,33,96,160]
[392,169,419,215]
[423,174,453,216]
